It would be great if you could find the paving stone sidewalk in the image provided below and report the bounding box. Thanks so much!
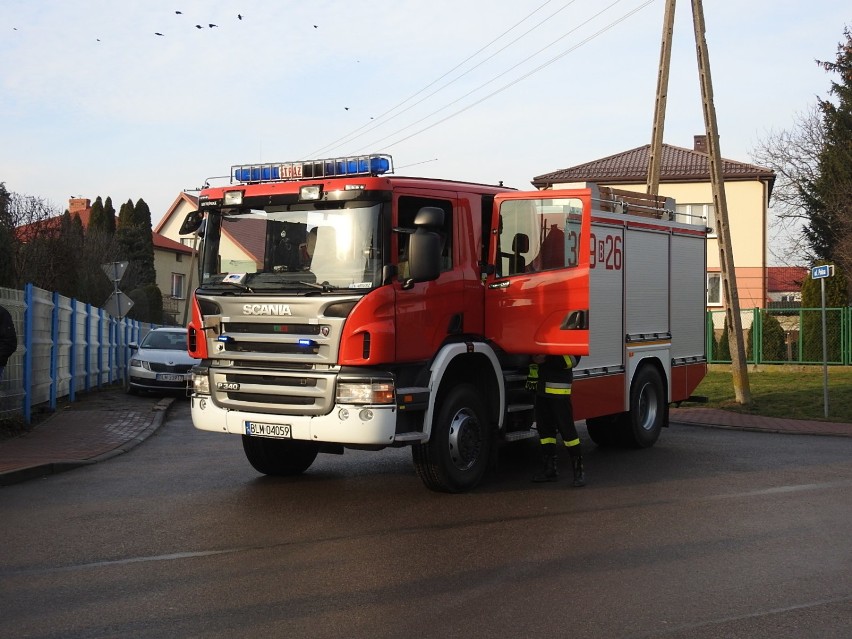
[0,386,174,486]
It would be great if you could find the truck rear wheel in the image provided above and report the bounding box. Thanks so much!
[620,365,665,448]
[241,436,319,476]
[412,384,491,493]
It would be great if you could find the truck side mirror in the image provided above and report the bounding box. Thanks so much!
[406,206,445,284]
[179,210,204,235]
[408,229,442,283]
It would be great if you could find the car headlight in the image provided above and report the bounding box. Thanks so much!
[336,380,394,405]
[130,358,151,371]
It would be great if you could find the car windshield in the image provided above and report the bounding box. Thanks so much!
[199,203,384,292]
[141,332,187,350]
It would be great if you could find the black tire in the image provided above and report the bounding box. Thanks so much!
[619,365,666,448]
[241,436,319,476]
[585,414,624,447]
[412,383,492,493]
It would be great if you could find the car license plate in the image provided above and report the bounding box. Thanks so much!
[245,421,292,438]
[157,373,187,382]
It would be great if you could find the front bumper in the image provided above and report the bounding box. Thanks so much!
[190,394,399,446]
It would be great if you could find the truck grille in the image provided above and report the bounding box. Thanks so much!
[199,294,355,416]
[211,368,335,415]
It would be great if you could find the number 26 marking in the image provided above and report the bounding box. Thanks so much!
[589,233,622,270]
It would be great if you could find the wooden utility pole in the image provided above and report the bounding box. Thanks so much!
[690,0,751,403]
[646,0,676,196]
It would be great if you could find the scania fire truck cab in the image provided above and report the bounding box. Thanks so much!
[181,153,706,492]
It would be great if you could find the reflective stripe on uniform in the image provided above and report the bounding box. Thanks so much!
[539,437,557,445]
[564,438,580,447]
[544,382,572,395]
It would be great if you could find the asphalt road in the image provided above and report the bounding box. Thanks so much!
[1,401,850,639]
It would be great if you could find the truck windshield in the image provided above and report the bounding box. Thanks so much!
[199,203,384,292]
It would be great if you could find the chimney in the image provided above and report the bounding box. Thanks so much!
[693,135,708,153]
[69,198,91,214]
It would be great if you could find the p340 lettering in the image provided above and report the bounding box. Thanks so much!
[217,382,240,391]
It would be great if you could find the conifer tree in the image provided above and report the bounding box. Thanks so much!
[103,196,117,234]
[0,182,14,286]
[802,27,852,277]
[88,196,107,234]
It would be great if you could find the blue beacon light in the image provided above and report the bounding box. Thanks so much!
[232,153,392,183]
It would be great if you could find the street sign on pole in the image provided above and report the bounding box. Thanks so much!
[102,261,129,283]
[811,264,834,418]
[103,291,134,319]
[811,264,835,280]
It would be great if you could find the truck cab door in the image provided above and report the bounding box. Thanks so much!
[484,190,591,355]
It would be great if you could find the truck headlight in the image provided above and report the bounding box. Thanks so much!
[192,371,210,395]
[336,381,394,405]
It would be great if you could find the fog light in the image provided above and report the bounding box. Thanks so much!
[338,408,350,420]
[359,409,373,421]
[300,185,322,200]
[224,190,244,206]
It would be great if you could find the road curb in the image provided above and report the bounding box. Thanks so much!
[0,397,176,487]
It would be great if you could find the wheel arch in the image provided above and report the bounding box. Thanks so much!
[423,342,503,441]
[627,349,671,405]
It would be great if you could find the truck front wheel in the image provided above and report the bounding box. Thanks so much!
[242,436,319,476]
[412,384,492,493]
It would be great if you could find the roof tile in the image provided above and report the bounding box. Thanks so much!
[532,143,775,187]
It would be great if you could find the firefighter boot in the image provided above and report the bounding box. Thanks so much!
[569,450,586,487]
[532,445,559,483]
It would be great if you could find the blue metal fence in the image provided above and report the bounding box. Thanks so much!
[0,284,153,423]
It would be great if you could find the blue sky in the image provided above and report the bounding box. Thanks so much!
[0,0,848,230]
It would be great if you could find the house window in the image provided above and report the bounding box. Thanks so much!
[176,253,183,262]
[181,238,194,247]
[707,272,722,306]
[171,273,185,299]
[676,203,716,236]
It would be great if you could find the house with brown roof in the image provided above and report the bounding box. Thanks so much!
[766,266,808,308]
[532,135,776,310]
[155,192,264,275]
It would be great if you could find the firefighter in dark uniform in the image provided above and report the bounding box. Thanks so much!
[527,353,585,486]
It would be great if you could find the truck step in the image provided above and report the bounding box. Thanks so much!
[507,403,535,413]
[394,432,428,442]
[504,373,528,383]
[503,429,537,442]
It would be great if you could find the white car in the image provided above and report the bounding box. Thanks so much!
[126,327,200,395]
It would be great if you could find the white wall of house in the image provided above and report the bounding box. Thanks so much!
[153,248,193,325]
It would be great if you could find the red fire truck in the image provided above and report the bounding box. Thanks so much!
[179,153,707,492]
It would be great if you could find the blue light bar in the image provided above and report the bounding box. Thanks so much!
[232,154,393,184]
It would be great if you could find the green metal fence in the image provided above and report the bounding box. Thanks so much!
[707,307,852,365]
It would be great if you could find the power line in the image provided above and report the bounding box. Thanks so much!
[301,0,562,159]
[354,0,652,154]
